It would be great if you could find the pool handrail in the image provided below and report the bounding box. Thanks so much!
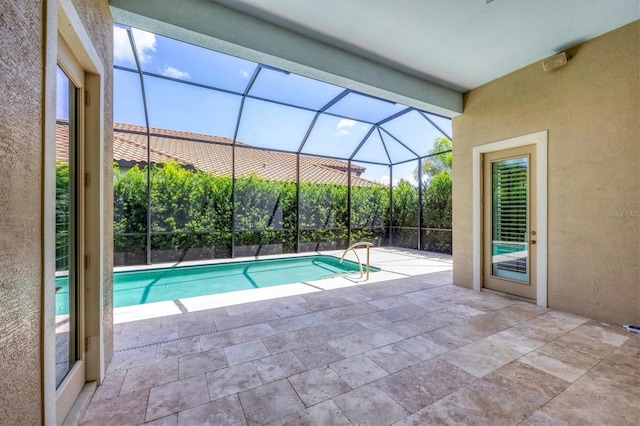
[339,241,373,280]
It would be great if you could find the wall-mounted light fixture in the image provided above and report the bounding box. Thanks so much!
[542,52,568,71]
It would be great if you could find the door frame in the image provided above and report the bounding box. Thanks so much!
[44,0,106,424]
[55,35,87,424]
[472,131,548,307]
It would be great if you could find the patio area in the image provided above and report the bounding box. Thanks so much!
[79,249,638,425]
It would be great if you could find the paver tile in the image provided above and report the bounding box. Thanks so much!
[365,344,420,373]
[177,394,246,425]
[239,379,305,425]
[277,400,351,426]
[206,362,263,400]
[146,375,209,422]
[333,383,409,426]
[80,389,149,426]
[178,349,228,379]
[224,340,271,366]
[330,354,388,388]
[288,367,352,407]
[291,343,345,370]
[252,351,305,383]
[121,358,179,395]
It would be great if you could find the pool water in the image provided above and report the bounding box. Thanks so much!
[55,255,378,314]
[492,242,527,256]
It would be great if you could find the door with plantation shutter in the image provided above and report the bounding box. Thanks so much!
[483,145,537,299]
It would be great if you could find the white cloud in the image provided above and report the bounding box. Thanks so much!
[337,119,356,129]
[401,174,418,186]
[379,175,397,186]
[378,174,417,187]
[162,66,190,79]
[114,27,157,66]
[132,29,157,64]
[113,27,134,65]
[240,70,250,78]
[334,119,357,137]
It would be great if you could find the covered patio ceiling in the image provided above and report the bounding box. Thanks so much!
[213,0,640,92]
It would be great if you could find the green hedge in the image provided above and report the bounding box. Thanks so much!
[56,163,70,271]
[112,158,451,265]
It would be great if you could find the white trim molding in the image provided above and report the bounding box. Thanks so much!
[57,0,106,385]
[472,131,548,307]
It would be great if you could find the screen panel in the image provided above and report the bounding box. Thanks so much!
[325,92,406,124]
[113,69,147,126]
[145,75,241,138]
[423,112,453,140]
[420,147,452,254]
[236,98,316,152]
[381,110,449,158]
[299,154,349,252]
[351,162,390,246]
[148,114,234,263]
[390,161,419,249]
[234,146,297,257]
[113,67,148,265]
[133,28,257,92]
[301,115,372,159]
[248,68,344,110]
[113,26,137,70]
[352,130,391,164]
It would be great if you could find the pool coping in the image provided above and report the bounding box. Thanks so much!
[113,250,348,273]
[113,248,453,324]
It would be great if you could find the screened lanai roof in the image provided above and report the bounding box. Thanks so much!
[113,25,452,169]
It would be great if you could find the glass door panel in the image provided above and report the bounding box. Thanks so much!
[491,157,529,283]
[55,66,79,388]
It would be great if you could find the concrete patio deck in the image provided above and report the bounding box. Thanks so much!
[79,248,639,425]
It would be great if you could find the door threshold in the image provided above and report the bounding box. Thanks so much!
[62,381,96,426]
[481,288,536,304]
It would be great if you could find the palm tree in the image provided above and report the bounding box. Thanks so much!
[414,137,452,182]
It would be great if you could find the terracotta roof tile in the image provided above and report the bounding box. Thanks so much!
[56,121,374,186]
[55,122,69,163]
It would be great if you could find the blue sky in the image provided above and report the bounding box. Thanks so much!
[56,67,71,120]
[112,26,452,186]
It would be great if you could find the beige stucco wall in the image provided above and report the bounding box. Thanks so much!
[0,0,112,422]
[452,21,639,325]
[0,1,46,423]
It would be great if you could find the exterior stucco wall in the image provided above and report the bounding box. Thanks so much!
[0,0,113,422]
[71,0,115,370]
[0,1,45,423]
[452,21,640,325]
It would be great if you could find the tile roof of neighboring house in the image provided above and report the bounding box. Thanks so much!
[56,120,375,187]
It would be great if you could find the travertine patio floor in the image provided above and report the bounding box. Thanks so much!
[79,249,639,425]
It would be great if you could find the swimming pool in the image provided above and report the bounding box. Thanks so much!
[55,255,378,314]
